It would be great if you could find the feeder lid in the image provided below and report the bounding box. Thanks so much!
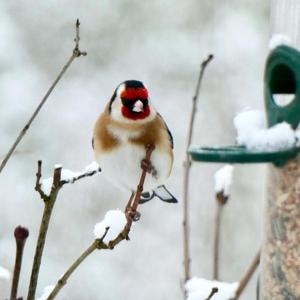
[188,145,298,165]
[189,45,300,165]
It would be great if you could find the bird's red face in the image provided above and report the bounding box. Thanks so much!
[120,87,150,120]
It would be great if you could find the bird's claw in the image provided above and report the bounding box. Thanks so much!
[141,159,158,177]
[126,208,141,222]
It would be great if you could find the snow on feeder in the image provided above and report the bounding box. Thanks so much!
[189,45,300,299]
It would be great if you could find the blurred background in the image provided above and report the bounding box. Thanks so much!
[0,1,269,299]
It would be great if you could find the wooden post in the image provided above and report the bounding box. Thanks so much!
[260,1,300,298]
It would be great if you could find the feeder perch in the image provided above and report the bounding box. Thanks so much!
[189,45,300,166]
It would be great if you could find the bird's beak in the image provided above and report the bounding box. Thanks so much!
[132,100,144,112]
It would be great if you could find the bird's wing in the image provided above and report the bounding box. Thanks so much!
[154,185,178,203]
[157,113,174,149]
[139,185,178,204]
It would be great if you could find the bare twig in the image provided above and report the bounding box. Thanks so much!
[206,287,218,300]
[0,19,87,175]
[231,250,260,300]
[182,54,213,282]
[213,202,221,280]
[46,144,155,300]
[10,226,29,300]
[213,191,228,280]
[27,166,62,300]
[35,160,48,200]
[46,227,110,300]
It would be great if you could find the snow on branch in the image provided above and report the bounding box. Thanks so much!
[94,210,127,244]
[185,277,238,300]
[40,161,101,196]
[234,109,299,152]
[28,160,101,300]
[214,165,234,198]
[45,144,155,300]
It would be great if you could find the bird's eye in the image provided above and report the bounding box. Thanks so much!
[121,98,133,108]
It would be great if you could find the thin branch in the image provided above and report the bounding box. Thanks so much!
[206,287,218,300]
[231,250,261,300]
[27,166,62,300]
[35,160,48,200]
[46,144,155,300]
[213,202,221,280]
[27,161,100,300]
[47,228,110,300]
[60,167,101,185]
[182,54,213,283]
[0,19,87,175]
[213,191,228,280]
[10,226,29,300]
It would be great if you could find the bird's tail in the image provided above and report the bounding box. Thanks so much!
[139,185,178,204]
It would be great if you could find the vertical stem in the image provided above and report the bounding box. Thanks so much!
[27,198,57,300]
[10,226,29,300]
[27,167,61,300]
[213,202,222,280]
[10,243,25,300]
[182,54,213,283]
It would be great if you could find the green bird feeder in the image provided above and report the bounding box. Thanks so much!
[189,45,300,166]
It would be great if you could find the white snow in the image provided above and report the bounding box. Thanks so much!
[0,265,10,280]
[37,285,55,300]
[41,162,101,196]
[214,165,234,196]
[85,161,101,173]
[234,110,297,152]
[269,34,291,50]
[94,210,127,243]
[234,109,265,146]
[185,277,238,300]
[41,177,53,196]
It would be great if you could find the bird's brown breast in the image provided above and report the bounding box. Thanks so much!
[93,111,172,157]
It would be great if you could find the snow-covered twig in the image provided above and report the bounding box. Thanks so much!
[46,144,155,300]
[10,226,29,300]
[27,160,100,300]
[213,165,234,279]
[182,54,213,283]
[40,161,101,196]
[185,277,238,300]
[206,287,219,300]
[0,19,87,176]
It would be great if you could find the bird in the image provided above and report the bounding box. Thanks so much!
[92,79,177,204]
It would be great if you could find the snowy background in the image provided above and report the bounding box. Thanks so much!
[0,1,268,299]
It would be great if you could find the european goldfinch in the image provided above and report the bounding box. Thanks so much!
[93,80,177,203]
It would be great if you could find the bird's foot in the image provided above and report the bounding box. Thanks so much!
[141,159,158,177]
[125,207,141,222]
